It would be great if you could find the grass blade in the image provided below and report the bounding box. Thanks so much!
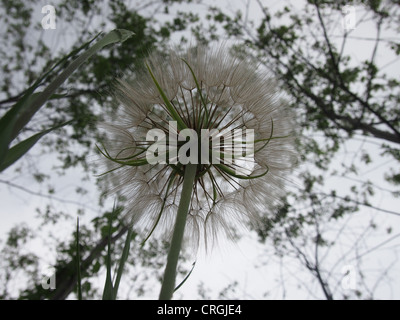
[0,33,98,148]
[0,29,134,169]
[13,29,134,140]
[0,120,72,172]
[102,214,115,300]
[76,218,83,300]
[174,261,196,293]
[0,87,36,168]
[112,228,134,299]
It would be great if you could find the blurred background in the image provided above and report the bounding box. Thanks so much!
[0,0,399,299]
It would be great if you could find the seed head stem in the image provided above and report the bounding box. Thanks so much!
[159,164,197,300]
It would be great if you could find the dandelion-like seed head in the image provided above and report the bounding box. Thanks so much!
[99,44,297,251]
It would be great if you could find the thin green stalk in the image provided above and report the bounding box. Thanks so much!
[76,217,82,300]
[112,228,134,299]
[159,164,197,300]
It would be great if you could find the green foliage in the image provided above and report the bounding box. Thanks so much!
[0,29,134,172]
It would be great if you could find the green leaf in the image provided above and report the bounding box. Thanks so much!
[96,143,149,167]
[216,163,270,180]
[174,261,196,293]
[76,218,83,300]
[0,120,73,172]
[16,29,134,138]
[0,87,36,169]
[113,29,136,43]
[0,32,100,151]
[0,29,134,170]
[112,228,134,299]
[145,63,187,131]
[102,214,115,300]
[254,118,274,153]
[181,59,209,125]
[141,171,178,246]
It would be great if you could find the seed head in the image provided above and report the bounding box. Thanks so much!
[99,44,297,250]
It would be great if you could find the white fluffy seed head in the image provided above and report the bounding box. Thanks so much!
[100,44,298,252]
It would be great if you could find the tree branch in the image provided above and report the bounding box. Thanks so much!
[286,230,334,300]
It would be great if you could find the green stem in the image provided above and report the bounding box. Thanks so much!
[159,164,197,300]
